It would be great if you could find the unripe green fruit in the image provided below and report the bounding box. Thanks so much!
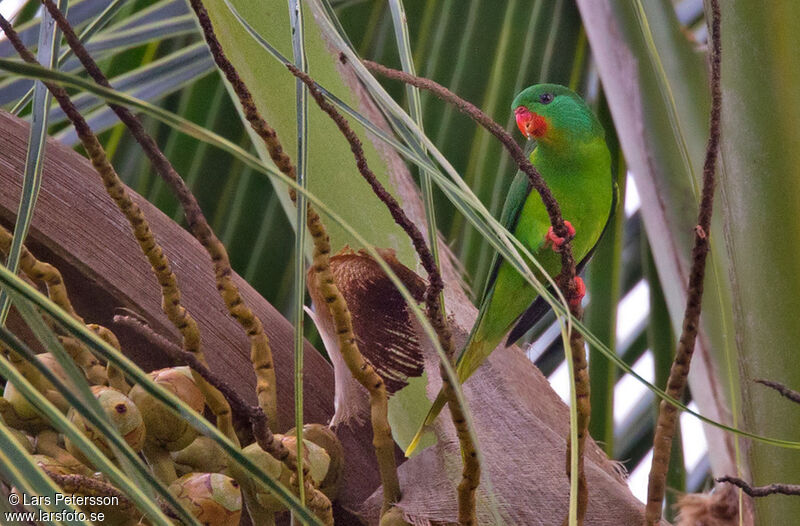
[281,436,331,489]
[241,439,289,512]
[128,366,205,451]
[2,353,69,432]
[172,436,228,476]
[168,472,242,526]
[286,424,344,500]
[2,381,47,432]
[65,385,145,464]
[241,433,332,512]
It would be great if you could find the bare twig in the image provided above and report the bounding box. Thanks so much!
[287,63,480,523]
[185,0,404,517]
[39,0,272,438]
[755,379,800,406]
[286,65,450,347]
[41,468,239,522]
[0,8,228,422]
[717,476,800,498]
[363,59,592,521]
[0,10,241,458]
[362,59,581,290]
[645,1,722,523]
[184,2,361,520]
[112,314,281,459]
[0,224,106,385]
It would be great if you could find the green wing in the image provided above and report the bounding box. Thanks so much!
[452,142,534,369]
[478,141,536,305]
[505,179,620,345]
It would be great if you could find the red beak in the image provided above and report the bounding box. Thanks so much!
[515,106,547,138]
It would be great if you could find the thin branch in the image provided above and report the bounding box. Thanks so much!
[0,11,233,442]
[287,63,480,523]
[362,59,593,521]
[362,58,581,291]
[112,314,279,458]
[755,379,800,406]
[717,476,800,498]
[42,468,186,521]
[286,64,451,345]
[40,0,277,432]
[185,0,403,517]
[0,224,105,385]
[645,1,722,523]
[0,10,320,520]
[363,62,561,229]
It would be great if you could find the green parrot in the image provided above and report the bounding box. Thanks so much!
[404,84,616,456]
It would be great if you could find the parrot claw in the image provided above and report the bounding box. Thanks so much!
[570,276,586,308]
[545,220,576,252]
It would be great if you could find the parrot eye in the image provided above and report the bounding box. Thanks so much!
[538,93,554,105]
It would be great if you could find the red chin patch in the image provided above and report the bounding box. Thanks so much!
[514,106,548,138]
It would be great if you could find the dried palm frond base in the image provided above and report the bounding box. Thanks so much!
[307,247,426,428]
[675,484,751,526]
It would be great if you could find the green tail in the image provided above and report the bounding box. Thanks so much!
[403,335,495,457]
[404,257,532,456]
[403,389,448,456]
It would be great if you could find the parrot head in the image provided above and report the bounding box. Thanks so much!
[512,84,603,146]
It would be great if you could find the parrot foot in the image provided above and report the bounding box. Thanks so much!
[545,220,576,252]
[569,276,586,308]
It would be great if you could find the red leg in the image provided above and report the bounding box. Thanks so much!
[544,220,576,252]
[569,276,586,308]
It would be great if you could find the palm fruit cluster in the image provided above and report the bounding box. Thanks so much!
[0,214,347,524]
[2,354,344,525]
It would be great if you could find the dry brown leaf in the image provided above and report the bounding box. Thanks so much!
[307,247,427,427]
